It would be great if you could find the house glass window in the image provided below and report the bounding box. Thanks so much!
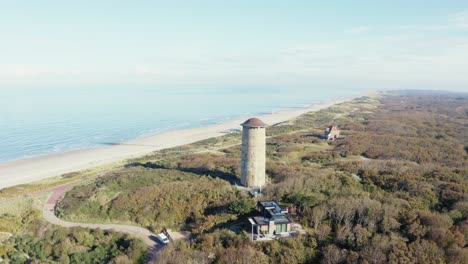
[276,223,287,233]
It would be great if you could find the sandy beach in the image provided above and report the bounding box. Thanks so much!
[0,97,354,190]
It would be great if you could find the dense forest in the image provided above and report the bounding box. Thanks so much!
[56,91,467,263]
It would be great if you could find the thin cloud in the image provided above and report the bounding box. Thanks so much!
[389,11,468,31]
[2,11,468,89]
[344,26,372,34]
[449,11,468,28]
[0,64,81,78]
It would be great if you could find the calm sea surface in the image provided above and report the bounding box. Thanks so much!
[0,86,370,162]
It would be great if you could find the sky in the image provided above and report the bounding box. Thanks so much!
[1,1,468,91]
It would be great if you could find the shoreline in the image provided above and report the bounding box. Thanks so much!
[0,96,357,190]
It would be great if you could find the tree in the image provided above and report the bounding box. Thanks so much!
[228,199,256,216]
[282,193,318,215]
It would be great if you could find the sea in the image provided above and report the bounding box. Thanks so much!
[0,86,371,162]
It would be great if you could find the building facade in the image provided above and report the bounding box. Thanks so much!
[241,118,267,188]
[248,201,292,237]
[324,125,340,140]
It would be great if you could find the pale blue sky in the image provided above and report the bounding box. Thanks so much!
[1,1,468,91]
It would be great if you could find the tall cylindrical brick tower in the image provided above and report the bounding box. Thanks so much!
[240,118,267,188]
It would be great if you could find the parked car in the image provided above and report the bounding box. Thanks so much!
[156,233,170,244]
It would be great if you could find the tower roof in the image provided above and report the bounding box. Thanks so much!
[326,125,338,132]
[241,117,267,128]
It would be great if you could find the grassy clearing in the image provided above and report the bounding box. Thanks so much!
[0,194,47,233]
[0,194,46,216]
[0,161,125,200]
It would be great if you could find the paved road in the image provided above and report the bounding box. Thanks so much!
[2,178,190,263]
[42,182,190,263]
[43,204,160,248]
[3,155,196,262]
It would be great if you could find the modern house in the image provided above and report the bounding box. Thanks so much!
[324,125,340,140]
[248,201,292,240]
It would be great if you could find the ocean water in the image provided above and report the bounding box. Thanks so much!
[0,86,369,162]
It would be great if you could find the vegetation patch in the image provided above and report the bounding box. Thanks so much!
[56,92,467,263]
[57,167,248,232]
[0,196,146,263]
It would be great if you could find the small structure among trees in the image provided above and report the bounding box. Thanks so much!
[324,125,340,140]
[247,201,292,241]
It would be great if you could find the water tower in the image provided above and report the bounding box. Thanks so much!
[240,118,267,188]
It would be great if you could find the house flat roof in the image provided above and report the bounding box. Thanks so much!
[253,216,269,226]
[273,216,291,224]
[255,200,292,225]
[252,216,291,226]
[259,201,288,217]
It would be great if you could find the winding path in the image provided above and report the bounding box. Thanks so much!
[41,182,190,263]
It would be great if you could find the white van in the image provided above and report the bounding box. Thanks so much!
[156,233,170,244]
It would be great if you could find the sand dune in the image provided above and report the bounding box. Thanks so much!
[0,97,353,189]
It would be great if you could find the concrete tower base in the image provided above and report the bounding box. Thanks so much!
[240,118,267,188]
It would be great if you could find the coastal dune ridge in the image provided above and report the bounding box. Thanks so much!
[0,97,355,190]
